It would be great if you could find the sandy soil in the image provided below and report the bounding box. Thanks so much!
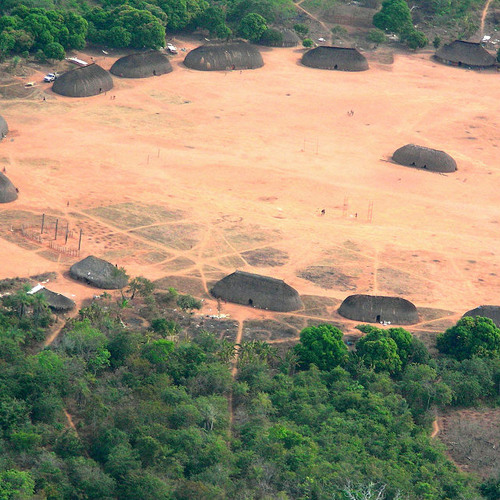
[0,42,498,335]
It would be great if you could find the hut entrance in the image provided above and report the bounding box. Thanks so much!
[376,314,381,323]
[334,64,338,69]
[248,299,253,306]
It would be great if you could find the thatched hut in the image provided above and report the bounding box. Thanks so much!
[392,144,457,172]
[338,294,419,324]
[0,115,8,140]
[110,51,173,78]
[184,40,264,71]
[462,305,500,327]
[52,64,113,97]
[260,28,300,47]
[435,41,496,68]
[70,255,128,289]
[210,270,302,312]
[0,172,18,203]
[35,287,75,313]
[302,46,369,71]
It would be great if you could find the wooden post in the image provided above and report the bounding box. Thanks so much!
[65,223,69,244]
[54,219,59,240]
[78,229,82,251]
[41,214,45,234]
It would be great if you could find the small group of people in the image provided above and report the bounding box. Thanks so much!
[347,110,355,117]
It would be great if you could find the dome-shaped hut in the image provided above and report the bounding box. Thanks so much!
[462,305,500,327]
[0,115,8,140]
[52,64,113,97]
[35,287,75,313]
[110,51,173,78]
[338,294,419,324]
[70,255,128,289]
[0,172,18,203]
[184,40,264,71]
[392,144,457,172]
[302,46,369,71]
[435,40,495,68]
[210,270,303,312]
[260,28,300,47]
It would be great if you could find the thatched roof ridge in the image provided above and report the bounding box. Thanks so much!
[110,51,173,78]
[70,255,128,289]
[338,294,419,324]
[35,288,75,312]
[52,64,113,97]
[392,144,457,173]
[0,115,8,139]
[302,46,369,71]
[210,270,303,312]
[435,41,495,67]
[184,40,264,71]
[0,172,18,203]
[462,305,500,327]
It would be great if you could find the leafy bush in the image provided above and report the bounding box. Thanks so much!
[176,294,202,312]
[302,38,314,47]
[293,23,309,36]
[402,29,428,49]
[367,28,386,44]
[238,12,268,42]
[259,27,283,46]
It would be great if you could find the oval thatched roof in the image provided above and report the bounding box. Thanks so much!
[0,172,18,203]
[338,294,419,324]
[184,40,264,71]
[210,270,303,312]
[462,305,500,327]
[110,51,173,78]
[70,255,128,289]
[260,28,300,47]
[435,41,496,68]
[35,287,75,312]
[392,144,457,173]
[52,64,113,97]
[0,115,8,139]
[302,46,369,71]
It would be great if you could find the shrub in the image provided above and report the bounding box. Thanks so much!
[433,36,441,49]
[259,28,283,46]
[302,38,313,48]
[367,28,386,44]
[293,23,309,36]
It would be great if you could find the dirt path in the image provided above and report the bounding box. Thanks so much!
[431,417,440,438]
[295,0,332,42]
[480,0,493,37]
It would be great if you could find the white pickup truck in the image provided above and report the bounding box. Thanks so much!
[43,73,58,82]
[166,43,178,54]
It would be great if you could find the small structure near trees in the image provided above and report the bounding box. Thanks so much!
[183,40,264,71]
[210,270,302,312]
[392,144,457,172]
[301,46,369,71]
[32,287,75,313]
[338,294,419,324]
[435,40,496,68]
[110,51,173,78]
[52,64,113,97]
[462,305,500,327]
[70,255,128,289]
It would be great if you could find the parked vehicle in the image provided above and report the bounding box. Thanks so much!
[167,43,178,54]
[43,73,58,82]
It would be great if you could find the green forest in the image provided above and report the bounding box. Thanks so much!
[0,0,493,58]
[0,279,499,499]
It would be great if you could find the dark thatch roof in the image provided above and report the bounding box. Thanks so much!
[210,270,303,312]
[0,172,18,203]
[435,41,496,68]
[184,40,264,71]
[392,144,457,173]
[302,46,369,71]
[260,28,300,47]
[338,294,419,324]
[110,51,173,78]
[52,64,113,97]
[462,305,500,327]
[70,255,128,289]
[0,115,7,139]
[35,288,75,312]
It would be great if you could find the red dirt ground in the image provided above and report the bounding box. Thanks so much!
[0,41,498,336]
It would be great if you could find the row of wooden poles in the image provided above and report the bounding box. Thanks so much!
[40,213,83,250]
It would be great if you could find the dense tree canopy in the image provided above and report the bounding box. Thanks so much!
[437,316,500,360]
